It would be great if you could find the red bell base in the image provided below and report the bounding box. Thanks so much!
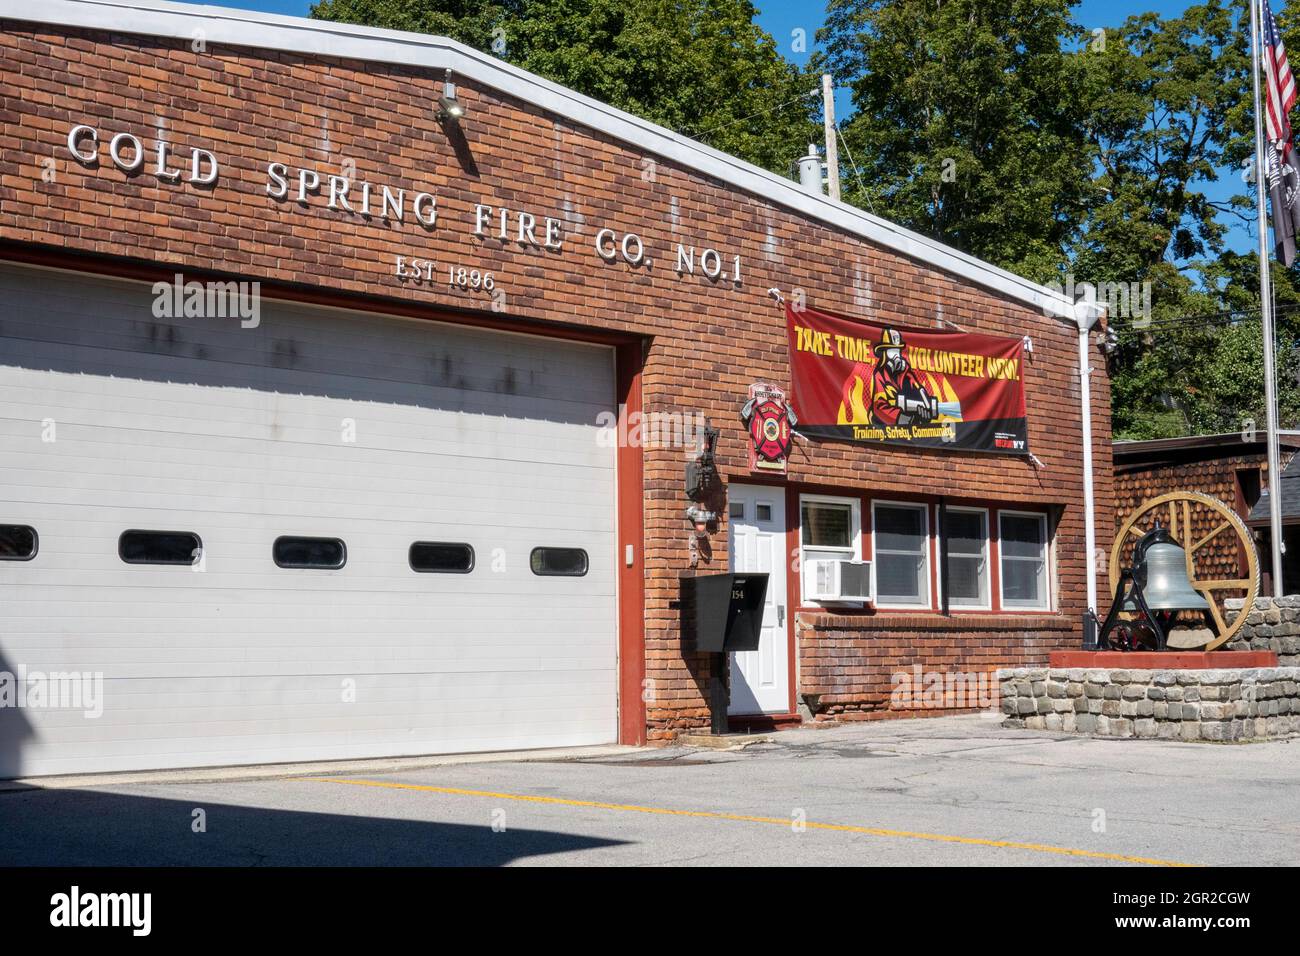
[1050,650,1278,669]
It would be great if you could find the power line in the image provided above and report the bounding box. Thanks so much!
[681,87,821,141]
[1110,302,1300,335]
[834,123,875,215]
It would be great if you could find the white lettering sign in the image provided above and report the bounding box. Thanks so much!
[56,122,745,292]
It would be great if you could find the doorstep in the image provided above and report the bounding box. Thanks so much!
[726,712,803,733]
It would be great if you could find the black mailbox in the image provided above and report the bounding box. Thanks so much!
[681,572,769,653]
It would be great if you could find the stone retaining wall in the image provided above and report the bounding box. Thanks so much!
[1226,597,1300,666]
[998,666,1300,741]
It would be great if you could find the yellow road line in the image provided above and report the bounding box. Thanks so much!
[306,776,1194,867]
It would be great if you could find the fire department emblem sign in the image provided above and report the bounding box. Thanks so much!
[740,383,796,473]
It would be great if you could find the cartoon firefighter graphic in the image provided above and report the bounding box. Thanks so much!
[869,328,938,427]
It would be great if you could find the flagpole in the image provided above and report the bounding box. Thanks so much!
[1251,0,1286,596]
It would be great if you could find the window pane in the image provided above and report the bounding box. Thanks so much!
[729,501,745,519]
[0,524,37,560]
[1000,514,1045,558]
[801,502,851,548]
[875,505,924,553]
[1002,558,1043,604]
[756,504,773,522]
[877,552,924,601]
[945,511,985,556]
[947,554,985,602]
[531,547,588,576]
[120,530,201,566]
[410,542,474,573]
[274,536,346,569]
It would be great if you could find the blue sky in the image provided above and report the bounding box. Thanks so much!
[211,0,1202,44]
[200,0,1258,254]
[758,0,1200,66]
[210,0,1210,62]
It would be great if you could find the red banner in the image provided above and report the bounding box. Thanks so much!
[786,303,1029,454]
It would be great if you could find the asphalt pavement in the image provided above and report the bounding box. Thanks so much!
[2,716,1297,866]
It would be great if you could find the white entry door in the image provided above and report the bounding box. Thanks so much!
[727,485,789,715]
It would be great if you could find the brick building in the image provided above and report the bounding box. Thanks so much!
[0,0,1114,776]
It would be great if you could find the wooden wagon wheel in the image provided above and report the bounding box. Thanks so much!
[1110,491,1259,651]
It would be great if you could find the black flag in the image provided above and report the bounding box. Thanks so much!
[1269,142,1300,266]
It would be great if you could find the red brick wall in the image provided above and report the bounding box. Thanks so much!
[0,22,1115,739]
[797,612,1073,718]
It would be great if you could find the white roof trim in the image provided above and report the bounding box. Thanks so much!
[5,0,1077,321]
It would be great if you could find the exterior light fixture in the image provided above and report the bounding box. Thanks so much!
[438,69,464,122]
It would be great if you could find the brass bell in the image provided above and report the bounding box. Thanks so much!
[1130,528,1210,612]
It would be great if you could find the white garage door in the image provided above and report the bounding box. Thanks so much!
[0,262,618,777]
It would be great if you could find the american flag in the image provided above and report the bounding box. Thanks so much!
[1262,0,1296,152]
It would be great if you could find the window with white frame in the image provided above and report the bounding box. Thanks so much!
[943,507,989,608]
[800,496,860,603]
[999,511,1050,610]
[873,502,930,607]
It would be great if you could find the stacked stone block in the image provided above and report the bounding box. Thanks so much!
[998,667,1300,741]
[1226,597,1300,666]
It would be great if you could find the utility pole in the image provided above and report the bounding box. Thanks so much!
[822,73,840,202]
[1250,0,1286,596]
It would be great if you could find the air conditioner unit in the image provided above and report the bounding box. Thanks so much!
[807,559,872,602]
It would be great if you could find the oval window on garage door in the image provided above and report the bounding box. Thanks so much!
[530,547,588,577]
[119,530,202,565]
[0,524,38,561]
[274,536,346,569]
[409,542,474,573]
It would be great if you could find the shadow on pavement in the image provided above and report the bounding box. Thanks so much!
[0,788,628,866]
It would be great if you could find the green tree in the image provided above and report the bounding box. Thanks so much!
[816,0,1095,282]
[1077,1,1296,438]
[310,0,819,175]
[815,0,1300,439]
[1072,2,1252,290]
[1103,250,1300,440]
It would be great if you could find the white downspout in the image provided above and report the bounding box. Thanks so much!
[1075,296,1105,620]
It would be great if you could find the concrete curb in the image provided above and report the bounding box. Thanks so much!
[0,744,638,791]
